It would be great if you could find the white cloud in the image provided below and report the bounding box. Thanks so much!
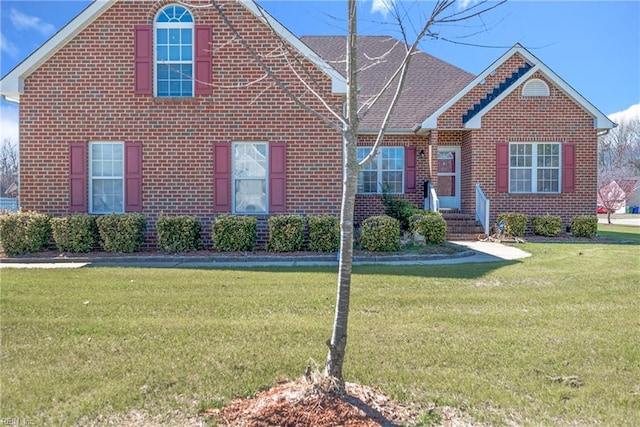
[0,32,18,58]
[10,8,56,36]
[370,0,396,17]
[609,103,640,124]
[458,0,478,10]
[0,104,19,143]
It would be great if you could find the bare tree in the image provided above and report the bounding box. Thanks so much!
[0,138,18,197]
[598,116,640,222]
[194,0,505,385]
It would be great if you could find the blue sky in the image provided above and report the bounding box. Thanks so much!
[1,1,639,142]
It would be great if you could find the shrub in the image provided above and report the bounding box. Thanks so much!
[531,215,563,237]
[307,214,340,252]
[496,212,528,237]
[96,213,147,253]
[156,214,202,253]
[570,215,598,238]
[410,211,447,245]
[360,215,400,252]
[268,215,305,252]
[212,215,257,252]
[0,211,51,255]
[382,190,422,231]
[51,214,98,253]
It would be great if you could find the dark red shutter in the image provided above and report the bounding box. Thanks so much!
[195,25,212,96]
[134,25,153,95]
[69,142,87,213]
[125,142,143,212]
[404,146,417,193]
[214,142,232,212]
[562,144,576,193]
[269,142,287,213]
[496,143,509,193]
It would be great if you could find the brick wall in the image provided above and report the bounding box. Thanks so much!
[18,0,344,248]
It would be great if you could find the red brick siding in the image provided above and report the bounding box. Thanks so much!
[18,0,344,248]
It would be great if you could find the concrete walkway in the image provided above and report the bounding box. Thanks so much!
[0,241,531,269]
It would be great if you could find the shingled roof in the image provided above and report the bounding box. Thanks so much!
[301,35,474,131]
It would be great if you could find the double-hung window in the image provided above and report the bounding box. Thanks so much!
[90,142,124,213]
[233,143,268,214]
[509,143,560,193]
[155,5,194,97]
[357,147,404,194]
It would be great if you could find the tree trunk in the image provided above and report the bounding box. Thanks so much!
[324,0,359,383]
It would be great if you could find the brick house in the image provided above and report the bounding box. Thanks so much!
[0,0,614,246]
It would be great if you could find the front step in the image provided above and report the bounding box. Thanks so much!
[442,212,486,241]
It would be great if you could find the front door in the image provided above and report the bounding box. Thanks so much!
[437,146,461,210]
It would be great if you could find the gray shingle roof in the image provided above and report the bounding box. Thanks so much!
[300,35,474,130]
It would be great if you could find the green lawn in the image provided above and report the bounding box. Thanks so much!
[1,224,639,425]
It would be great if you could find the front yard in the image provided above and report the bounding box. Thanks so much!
[1,224,638,425]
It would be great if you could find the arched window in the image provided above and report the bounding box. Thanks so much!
[522,78,550,97]
[155,5,194,97]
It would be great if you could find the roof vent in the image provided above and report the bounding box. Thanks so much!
[522,78,550,97]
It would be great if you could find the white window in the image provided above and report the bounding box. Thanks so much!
[510,143,560,193]
[522,78,550,97]
[233,143,268,213]
[357,147,404,194]
[90,142,124,213]
[155,5,194,97]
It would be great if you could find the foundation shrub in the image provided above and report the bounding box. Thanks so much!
[382,191,422,231]
[531,215,563,237]
[96,213,147,253]
[51,214,98,253]
[267,215,305,252]
[0,211,51,255]
[410,211,447,245]
[212,215,257,252]
[496,212,528,237]
[360,215,400,252]
[570,215,598,238]
[156,214,202,253]
[307,214,339,252]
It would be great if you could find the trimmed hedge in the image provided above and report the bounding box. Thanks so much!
[156,214,202,253]
[212,215,257,252]
[96,213,147,253]
[51,214,98,253]
[531,215,563,237]
[411,211,447,245]
[570,215,598,238]
[382,191,422,231]
[268,215,304,252]
[307,214,340,252]
[0,211,51,255]
[496,212,528,237]
[360,215,400,252]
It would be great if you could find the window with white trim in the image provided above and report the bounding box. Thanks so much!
[510,142,560,193]
[233,142,268,213]
[357,147,404,194]
[155,5,194,97]
[90,142,124,213]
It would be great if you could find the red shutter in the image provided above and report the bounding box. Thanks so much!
[269,142,287,213]
[69,142,87,213]
[125,142,143,212]
[134,25,153,95]
[214,142,232,212]
[562,144,576,193]
[404,146,417,193]
[195,25,212,96]
[496,143,509,193]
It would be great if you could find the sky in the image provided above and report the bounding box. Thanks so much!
[1,0,639,143]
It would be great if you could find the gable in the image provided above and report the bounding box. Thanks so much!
[419,44,615,132]
[0,0,346,104]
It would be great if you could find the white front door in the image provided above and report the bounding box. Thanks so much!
[437,146,461,210]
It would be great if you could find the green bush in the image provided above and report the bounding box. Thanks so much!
[496,212,528,237]
[156,214,202,253]
[96,213,147,253]
[410,211,447,245]
[531,215,563,237]
[212,215,257,252]
[51,214,98,253]
[0,211,51,255]
[267,215,305,252]
[307,214,340,252]
[570,215,598,238]
[360,215,400,252]
[382,190,422,231]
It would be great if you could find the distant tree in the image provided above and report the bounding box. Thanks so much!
[598,115,640,223]
[0,138,18,197]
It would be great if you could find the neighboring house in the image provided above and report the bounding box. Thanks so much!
[0,0,615,246]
